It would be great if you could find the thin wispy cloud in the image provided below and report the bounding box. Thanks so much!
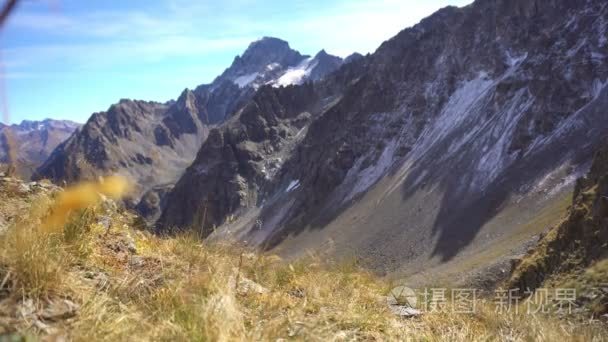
[2,36,256,72]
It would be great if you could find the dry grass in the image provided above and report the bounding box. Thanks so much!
[0,182,606,341]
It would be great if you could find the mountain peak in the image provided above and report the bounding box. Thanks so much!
[315,49,329,57]
[1,118,81,179]
[12,119,80,131]
[224,37,305,80]
[344,52,364,64]
[247,36,290,51]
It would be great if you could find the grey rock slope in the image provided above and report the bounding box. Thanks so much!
[35,37,344,222]
[0,119,80,179]
[158,0,608,278]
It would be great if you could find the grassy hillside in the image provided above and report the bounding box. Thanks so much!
[0,176,605,341]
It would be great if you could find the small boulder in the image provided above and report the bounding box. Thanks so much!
[125,235,137,254]
[17,183,31,194]
[389,306,422,318]
[229,273,268,296]
[40,299,79,322]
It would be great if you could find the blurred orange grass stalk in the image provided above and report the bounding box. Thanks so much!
[42,176,132,232]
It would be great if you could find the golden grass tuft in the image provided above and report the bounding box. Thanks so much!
[42,175,131,232]
[0,195,66,297]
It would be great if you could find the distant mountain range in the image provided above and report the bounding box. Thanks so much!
[0,119,80,179]
[35,37,351,222]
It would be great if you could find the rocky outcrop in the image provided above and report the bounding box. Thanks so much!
[509,143,608,292]
[307,50,344,82]
[0,119,80,180]
[158,0,608,277]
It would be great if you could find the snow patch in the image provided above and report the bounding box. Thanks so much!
[273,58,318,87]
[286,180,300,192]
[266,63,280,71]
[233,72,259,88]
[504,51,527,67]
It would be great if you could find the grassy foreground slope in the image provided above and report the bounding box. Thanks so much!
[0,176,605,341]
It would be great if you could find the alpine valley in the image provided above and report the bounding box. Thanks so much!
[34,0,608,295]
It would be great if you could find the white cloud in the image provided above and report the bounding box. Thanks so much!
[9,9,191,38]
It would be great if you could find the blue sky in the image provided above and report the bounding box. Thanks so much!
[1,0,472,124]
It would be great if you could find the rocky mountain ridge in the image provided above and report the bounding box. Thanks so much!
[0,119,80,179]
[158,0,608,281]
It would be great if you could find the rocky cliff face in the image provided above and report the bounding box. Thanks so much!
[0,119,80,179]
[35,37,344,222]
[158,0,608,277]
[156,79,347,234]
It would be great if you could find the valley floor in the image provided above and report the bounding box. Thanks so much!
[0,176,606,341]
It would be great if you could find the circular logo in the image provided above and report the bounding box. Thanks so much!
[387,285,417,308]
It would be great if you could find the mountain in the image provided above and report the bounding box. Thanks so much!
[344,52,364,65]
[158,0,608,283]
[35,38,344,222]
[0,119,80,179]
[213,38,346,92]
